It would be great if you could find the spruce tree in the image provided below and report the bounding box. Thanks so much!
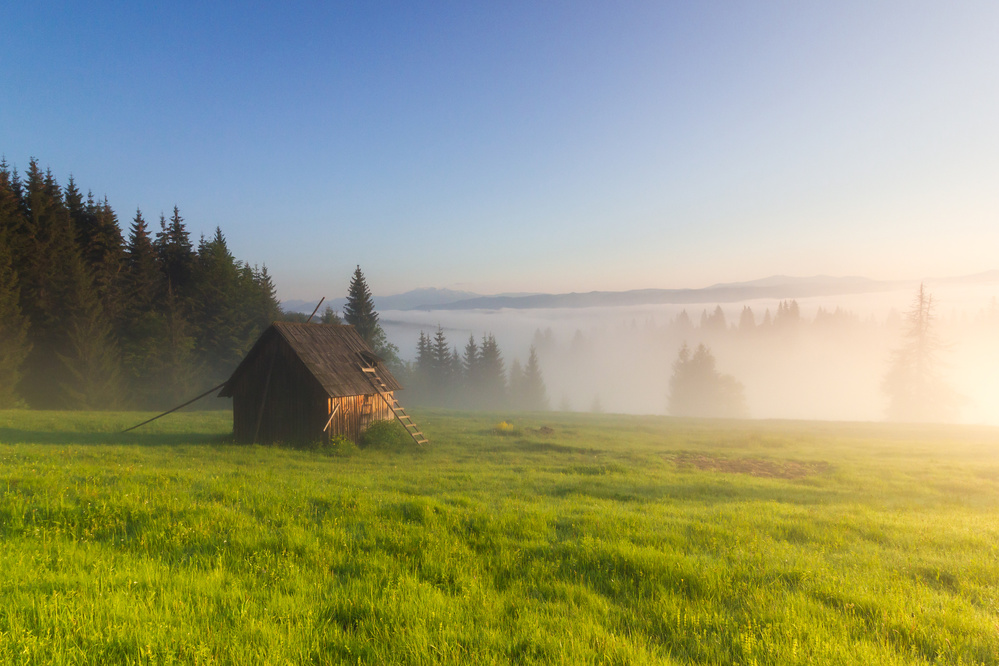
[427,326,452,404]
[0,161,30,405]
[251,264,282,328]
[462,334,479,386]
[0,159,27,243]
[342,265,400,368]
[191,227,249,385]
[123,210,162,313]
[415,331,432,379]
[18,160,89,407]
[522,345,549,411]
[0,228,30,407]
[774,300,800,328]
[155,207,194,294]
[431,327,451,378]
[150,284,197,407]
[477,333,506,410]
[319,305,342,325]
[449,346,463,397]
[408,331,433,405]
[668,343,747,418]
[58,252,123,409]
[343,265,379,345]
[120,209,167,406]
[87,196,125,319]
[63,176,87,230]
[508,359,525,409]
[882,284,961,422]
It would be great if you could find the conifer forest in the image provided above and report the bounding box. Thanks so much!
[0,158,282,410]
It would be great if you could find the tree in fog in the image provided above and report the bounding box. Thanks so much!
[1,156,303,409]
[476,333,506,409]
[671,310,694,337]
[319,305,342,325]
[700,305,726,332]
[0,217,29,406]
[58,253,123,409]
[508,359,524,406]
[668,343,747,418]
[427,326,455,402]
[190,228,263,386]
[882,284,961,422]
[520,345,549,411]
[774,300,800,328]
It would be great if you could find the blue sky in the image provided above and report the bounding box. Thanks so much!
[3,1,998,299]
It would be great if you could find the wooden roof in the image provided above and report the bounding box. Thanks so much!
[219,322,402,398]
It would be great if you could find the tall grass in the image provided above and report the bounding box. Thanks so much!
[1,409,997,664]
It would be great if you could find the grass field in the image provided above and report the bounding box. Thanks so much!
[1,409,998,664]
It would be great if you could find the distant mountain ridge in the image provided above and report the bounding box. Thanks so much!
[282,272,998,314]
[282,288,484,315]
[412,275,897,310]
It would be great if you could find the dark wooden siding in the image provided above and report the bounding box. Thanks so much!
[229,332,327,443]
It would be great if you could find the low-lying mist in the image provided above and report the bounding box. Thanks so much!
[381,283,999,424]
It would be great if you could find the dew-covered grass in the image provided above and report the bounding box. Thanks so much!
[1,409,997,664]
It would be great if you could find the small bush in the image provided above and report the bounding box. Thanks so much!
[327,436,358,457]
[360,420,412,451]
[493,421,522,436]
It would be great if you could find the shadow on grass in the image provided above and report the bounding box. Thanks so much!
[542,475,843,507]
[511,440,599,455]
[0,427,232,447]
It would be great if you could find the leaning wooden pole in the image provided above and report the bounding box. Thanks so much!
[120,382,227,433]
[305,297,325,323]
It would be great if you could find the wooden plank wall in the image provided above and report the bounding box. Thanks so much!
[327,392,395,443]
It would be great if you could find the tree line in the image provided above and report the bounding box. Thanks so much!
[401,327,549,411]
[664,285,961,421]
[0,158,281,409]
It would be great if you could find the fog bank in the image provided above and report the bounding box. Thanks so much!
[380,283,999,424]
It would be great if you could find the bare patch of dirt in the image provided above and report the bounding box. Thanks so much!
[667,452,831,479]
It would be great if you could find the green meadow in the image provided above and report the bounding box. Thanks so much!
[0,409,997,665]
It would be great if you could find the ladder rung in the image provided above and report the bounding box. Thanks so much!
[363,370,425,446]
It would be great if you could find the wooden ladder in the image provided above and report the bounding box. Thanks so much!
[359,364,429,446]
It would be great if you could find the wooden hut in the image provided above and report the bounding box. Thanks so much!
[219,322,412,444]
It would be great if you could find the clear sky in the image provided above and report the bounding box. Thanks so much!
[3,1,998,299]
